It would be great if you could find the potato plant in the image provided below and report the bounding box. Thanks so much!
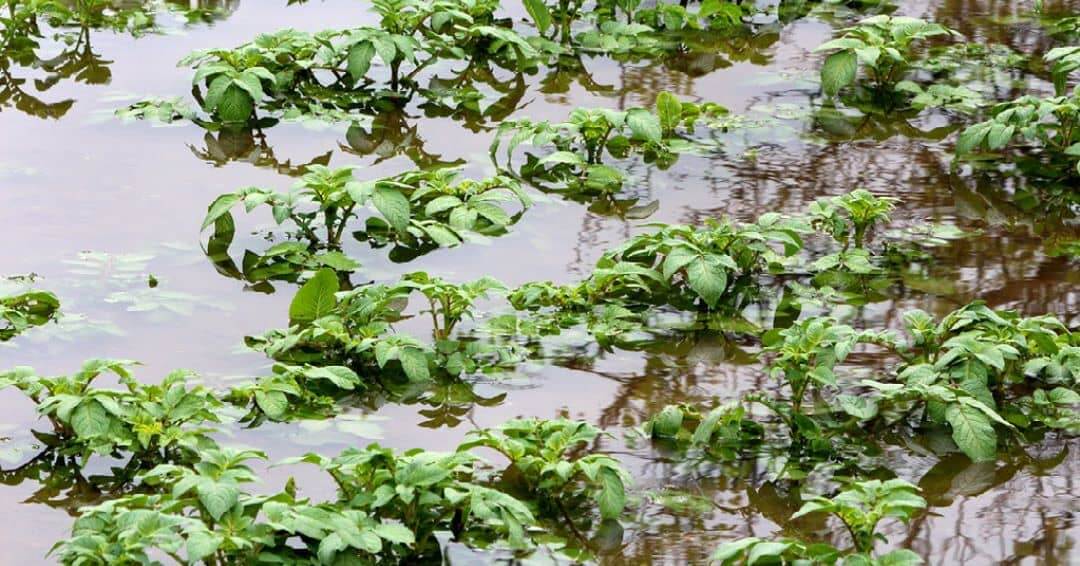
[491,91,728,195]
[815,16,959,101]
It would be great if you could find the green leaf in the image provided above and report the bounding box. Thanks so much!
[198,481,239,521]
[945,403,997,461]
[289,269,339,324]
[748,541,791,565]
[522,0,552,34]
[650,405,684,438]
[597,467,626,520]
[686,256,727,308]
[186,531,222,563]
[347,41,376,81]
[626,108,663,143]
[821,50,857,96]
[202,193,241,231]
[373,522,415,545]
[215,84,254,124]
[656,91,682,133]
[70,400,111,439]
[837,394,878,420]
[876,549,924,566]
[373,187,411,233]
[255,390,289,419]
[399,348,430,381]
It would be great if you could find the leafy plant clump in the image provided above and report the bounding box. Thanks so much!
[816,16,959,102]
[202,165,531,270]
[712,479,926,565]
[491,91,729,195]
[247,268,523,382]
[956,82,1080,177]
[50,417,631,563]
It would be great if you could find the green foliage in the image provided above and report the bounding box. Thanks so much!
[643,403,763,458]
[289,444,537,554]
[249,270,521,381]
[0,288,60,341]
[955,84,1080,177]
[224,363,364,422]
[202,165,530,265]
[491,92,727,195]
[713,479,926,564]
[0,361,221,461]
[810,189,898,252]
[815,15,959,97]
[461,418,632,522]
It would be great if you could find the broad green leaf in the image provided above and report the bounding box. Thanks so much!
[215,84,254,124]
[821,50,857,96]
[399,348,430,381]
[686,256,727,308]
[197,481,239,521]
[374,522,415,545]
[597,467,626,520]
[522,0,552,34]
[347,41,376,81]
[289,268,339,324]
[626,108,662,143]
[373,187,411,233]
[945,403,997,461]
[202,193,241,231]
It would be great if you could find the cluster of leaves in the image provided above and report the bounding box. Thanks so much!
[0,360,221,462]
[491,91,728,195]
[808,189,897,273]
[643,403,763,459]
[247,268,523,385]
[53,419,633,564]
[956,83,1080,177]
[816,16,960,105]
[0,353,629,563]
[713,479,926,565]
[460,418,632,524]
[201,165,531,282]
[0,288,60,341]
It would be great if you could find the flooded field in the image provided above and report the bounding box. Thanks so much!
[1,0,1077,564]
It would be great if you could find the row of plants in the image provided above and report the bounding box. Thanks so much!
[0,357,632,563]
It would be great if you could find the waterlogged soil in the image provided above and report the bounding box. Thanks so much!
[2,0,1079,564]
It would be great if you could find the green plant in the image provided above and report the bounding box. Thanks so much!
[712,479,926,565]
[815,15,959,98]
[289,444,537,555]
[224,363,363,422]
[0,288,60,341]
[644,403,763,458]
[202,165,530,259]
[956,85,1080,176]
[0,360,221,462]
[810,189,898,251]
[460,418,632,524]
[491,92,727,194]
[249,269,519,380]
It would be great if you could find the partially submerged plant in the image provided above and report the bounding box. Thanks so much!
[460,418,632,524]
[816,15,959,100]
[491,92,728,194]
[956,84,1080,177]
[712,479,926,565]
[0,360,221,462]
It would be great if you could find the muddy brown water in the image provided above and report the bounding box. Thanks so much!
[1,0,1078,564]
